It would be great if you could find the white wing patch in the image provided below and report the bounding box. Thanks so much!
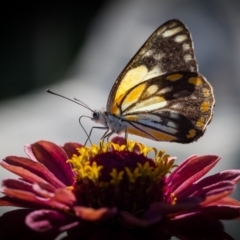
[143,67,165,81]
[184,54,193,62]
[174,35,188,42]
[162,27,183,37]
[132,118,178,135]
[124,97,167,114]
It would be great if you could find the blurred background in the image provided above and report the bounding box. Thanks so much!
[1,0,240,238]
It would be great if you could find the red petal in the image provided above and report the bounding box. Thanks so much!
[2,178,34,192]
[1,157,65,188]
[178,170,240,199]
[167,155,220,195]
[63,142,83,158]
[2,187,71,210]
[191,181,235,205]
[30,141,74,186]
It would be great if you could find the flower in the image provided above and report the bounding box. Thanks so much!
[0,137,240,240]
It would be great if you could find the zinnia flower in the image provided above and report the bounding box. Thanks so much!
[0,137,240,240]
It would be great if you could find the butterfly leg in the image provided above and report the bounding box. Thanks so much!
[84,126,108,146]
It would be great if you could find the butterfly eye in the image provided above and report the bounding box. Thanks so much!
[92,112,99,120]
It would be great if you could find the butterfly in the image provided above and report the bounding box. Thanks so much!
[48,19,215,144]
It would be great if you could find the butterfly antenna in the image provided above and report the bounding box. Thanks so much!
[74,97,92,109]
[46,89,94,112]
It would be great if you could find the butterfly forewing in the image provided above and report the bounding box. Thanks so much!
[107,19,197,111]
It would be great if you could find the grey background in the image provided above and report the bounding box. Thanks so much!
[1,1,240,238]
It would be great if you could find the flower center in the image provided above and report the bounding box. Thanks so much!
[68,139,175,215]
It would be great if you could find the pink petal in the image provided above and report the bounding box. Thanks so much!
[74,206,117,221]
[1,156,66,188]
[167,155,220,195]
[30,141,74,186]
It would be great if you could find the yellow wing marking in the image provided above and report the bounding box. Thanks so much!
[200,101,210,112]
[127,125,177,141]
[115,65,148,101]
[166,73,183,81]
[186,129,196,139]
[196,117,205,128]
[188,77,203,86]
[122,83,146,110]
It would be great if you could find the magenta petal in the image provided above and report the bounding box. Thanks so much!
[0,209,58,240]
[167,155,220,194]
[30,141,74,186]
[26,209,78,233]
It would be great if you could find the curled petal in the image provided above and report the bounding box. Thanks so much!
[0,209,58,240]
[26,209,78,233]
[74,206,117,222]
[30,141,74,186]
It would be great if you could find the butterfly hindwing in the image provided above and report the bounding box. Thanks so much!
[107,19,197,111]
[113,71,214,143]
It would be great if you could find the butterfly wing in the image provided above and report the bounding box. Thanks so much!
[106,19,214,143]
[107,19,197,111]
[112,71,214,143]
